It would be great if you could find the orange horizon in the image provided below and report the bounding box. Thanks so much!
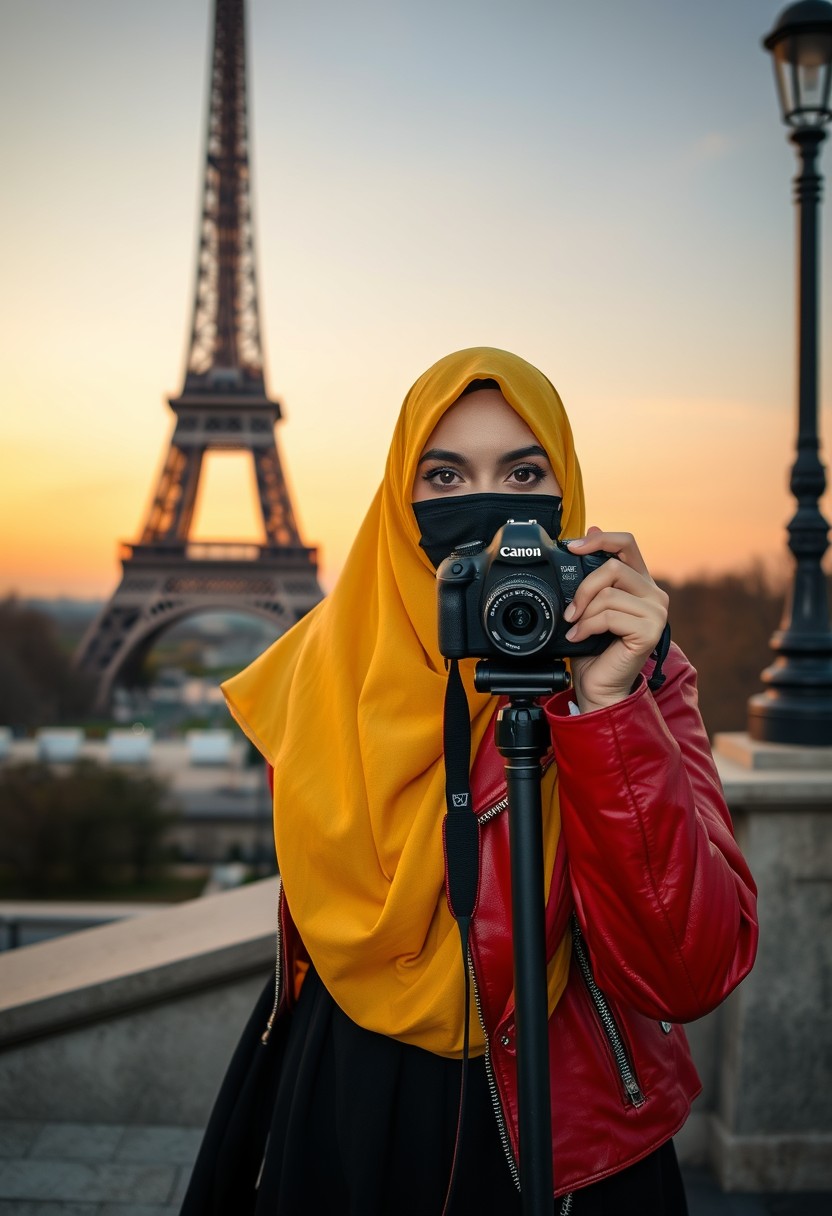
[4,391,831,602]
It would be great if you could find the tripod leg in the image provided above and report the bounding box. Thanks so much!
[498,704,554,1214]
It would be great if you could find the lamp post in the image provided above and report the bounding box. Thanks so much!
[748,0,832,745]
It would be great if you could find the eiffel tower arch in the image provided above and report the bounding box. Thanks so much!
[77,0,322,712]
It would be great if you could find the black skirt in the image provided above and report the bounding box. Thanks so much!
[180,966,689,1216]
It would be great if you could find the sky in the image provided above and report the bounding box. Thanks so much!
[1,0,831,598]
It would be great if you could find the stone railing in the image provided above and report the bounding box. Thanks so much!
[0,878,277,1126]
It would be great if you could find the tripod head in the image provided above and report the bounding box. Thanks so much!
[473,658,571,700]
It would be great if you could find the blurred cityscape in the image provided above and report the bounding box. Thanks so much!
[0,599,279,952]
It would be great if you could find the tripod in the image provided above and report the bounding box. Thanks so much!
[474,659,571,1215]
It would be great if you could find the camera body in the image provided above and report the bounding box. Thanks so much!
[436,519,613,661]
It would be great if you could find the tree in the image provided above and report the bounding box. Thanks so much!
[660,564,785,737]
[0,761,177,895]
[0,597,95,729]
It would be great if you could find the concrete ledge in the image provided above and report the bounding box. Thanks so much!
[714,735,832,806]
[710,1118,832,1192]
[0,879,278,1047]
[715,733,832,772]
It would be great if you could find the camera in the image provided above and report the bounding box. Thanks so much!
[436,519,613,661]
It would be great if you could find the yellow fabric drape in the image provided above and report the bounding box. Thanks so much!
[223,347,586,1057]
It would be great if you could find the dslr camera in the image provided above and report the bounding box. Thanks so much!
[436,519,612,661]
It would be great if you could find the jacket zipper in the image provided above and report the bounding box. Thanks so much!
[475,757,554,827]
[261,878,284,1045]
[255,881,286,1189]
[469,947,575,1213]
[467,947,521,1190]
[471,791,521,1190]
[570,916,645,1107]
[478,795,507,824]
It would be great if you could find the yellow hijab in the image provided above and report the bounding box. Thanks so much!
[223,347,585,1057]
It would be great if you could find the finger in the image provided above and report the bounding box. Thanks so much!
[563,560,667,622]
[565,604,665,652]
[567,529,650,577]
[565,585,667,643]
[568,585,665,634]
[571,585,656,623]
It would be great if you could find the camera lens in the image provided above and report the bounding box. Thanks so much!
[506,605,535,635]
[482,575,558,656]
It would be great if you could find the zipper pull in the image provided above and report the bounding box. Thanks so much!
[625,1077,645,1106]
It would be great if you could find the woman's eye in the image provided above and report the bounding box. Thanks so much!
[424,467,462,487]
[508,464,546,487]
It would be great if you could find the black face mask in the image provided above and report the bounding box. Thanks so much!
[412,492,563,570]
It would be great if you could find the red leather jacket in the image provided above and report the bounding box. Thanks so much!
[274,644,757,1202]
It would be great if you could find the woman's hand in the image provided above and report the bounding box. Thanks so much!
[564,526,668,714]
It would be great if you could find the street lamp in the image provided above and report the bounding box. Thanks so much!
[748,1,832,745]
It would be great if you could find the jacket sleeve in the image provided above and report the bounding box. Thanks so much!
[544,643,758,1023]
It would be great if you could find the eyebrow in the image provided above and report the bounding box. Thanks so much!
[501,445,549,464]
[417,444,550,466]
[417,447,470,467]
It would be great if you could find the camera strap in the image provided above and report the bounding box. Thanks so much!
[647,622,672,691]
[442,658,480,928]
[440,657,480,1216]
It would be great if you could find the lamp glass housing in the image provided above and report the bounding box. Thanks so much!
[771,29,832,126]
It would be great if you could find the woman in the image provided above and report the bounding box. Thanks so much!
[181,347,758,1215]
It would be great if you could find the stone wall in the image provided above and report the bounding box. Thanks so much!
[0,880,277,1126]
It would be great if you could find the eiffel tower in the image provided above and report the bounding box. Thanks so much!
[77,0,322,712]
